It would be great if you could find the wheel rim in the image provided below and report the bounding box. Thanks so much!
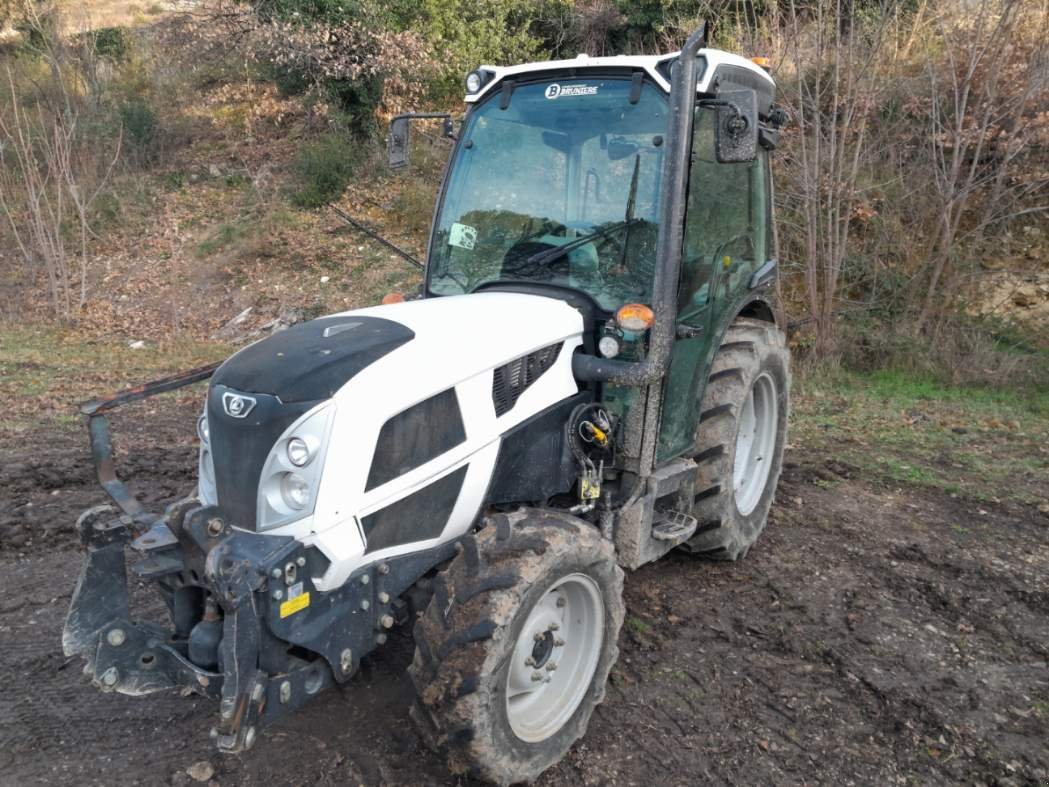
[733,372,778,516]
[504,573,604,743]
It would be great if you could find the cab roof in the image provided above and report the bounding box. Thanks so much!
[464,48,775,105]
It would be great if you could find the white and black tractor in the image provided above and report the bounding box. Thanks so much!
[65,24,790,785]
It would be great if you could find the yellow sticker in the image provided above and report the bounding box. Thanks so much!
[280,591,310,619]
[580,477,601,500]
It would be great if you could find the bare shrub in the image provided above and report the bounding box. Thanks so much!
[773,0,899,357]
[916,0,1049,326]
[0,4,122,319]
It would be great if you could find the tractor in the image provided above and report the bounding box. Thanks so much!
[65,23,789,785]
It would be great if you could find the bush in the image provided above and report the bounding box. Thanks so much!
[119,98,159,161]
[290,133,363,208]
[93,27,132,61]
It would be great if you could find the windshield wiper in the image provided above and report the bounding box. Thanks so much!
[524,154,643,269]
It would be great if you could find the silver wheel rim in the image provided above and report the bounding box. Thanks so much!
[504,572,604,743]
[733,372,778,516]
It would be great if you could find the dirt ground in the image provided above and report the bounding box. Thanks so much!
[1,399,1047,786]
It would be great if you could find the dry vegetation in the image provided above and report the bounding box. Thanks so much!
[0,0,1044,386]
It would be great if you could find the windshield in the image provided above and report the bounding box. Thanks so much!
[427,77,668,310]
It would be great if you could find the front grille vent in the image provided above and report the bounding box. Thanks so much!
[492,342,563,417]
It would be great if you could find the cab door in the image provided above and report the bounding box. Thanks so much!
[656,107,769,462]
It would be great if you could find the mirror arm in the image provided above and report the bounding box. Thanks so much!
[697,98,745,131]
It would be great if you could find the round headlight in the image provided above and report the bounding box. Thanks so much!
[280,473,310,510]
[465,71,483,93]
[287,437,311,467]
[598,335,621,359]
[197,414,209,443]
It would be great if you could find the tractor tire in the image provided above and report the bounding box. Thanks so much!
[409,510,624,786]
[684,317,790,560]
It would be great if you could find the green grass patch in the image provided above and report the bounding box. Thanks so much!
[793,367,1049,504]
[0,323,230,437]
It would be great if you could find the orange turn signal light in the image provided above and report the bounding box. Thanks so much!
[751,56,771,71]
[615,303,655,332]
[381,291,405,304]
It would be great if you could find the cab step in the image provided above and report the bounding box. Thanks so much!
[651,509,698,542]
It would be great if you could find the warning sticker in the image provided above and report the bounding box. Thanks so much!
[280,590,310,619]
[449,222,478,250]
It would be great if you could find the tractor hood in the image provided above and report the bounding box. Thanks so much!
[211,291,584,406]
[204,292,585,533]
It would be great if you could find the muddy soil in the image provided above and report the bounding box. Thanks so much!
[1,403,1047,786]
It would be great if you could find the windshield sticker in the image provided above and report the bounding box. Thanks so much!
[545,83,599,100]
[449,222,478,250]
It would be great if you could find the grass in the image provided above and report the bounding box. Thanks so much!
[793,367,1049,505]
[0,323,230,438]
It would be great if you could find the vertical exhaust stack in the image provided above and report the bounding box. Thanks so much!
[571,21,709,387]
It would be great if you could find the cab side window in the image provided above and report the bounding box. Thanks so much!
[678,108,767,314]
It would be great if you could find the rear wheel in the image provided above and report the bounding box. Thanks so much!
[409,511,624,785]
[685,317,790,560]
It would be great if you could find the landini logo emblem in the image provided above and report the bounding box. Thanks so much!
[222,392,257,419]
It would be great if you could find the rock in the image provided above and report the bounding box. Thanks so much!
[208,164,222,178]
[128,340,146,350]
[186,761,215,782]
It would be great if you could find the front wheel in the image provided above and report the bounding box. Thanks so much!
[684,317,790,560]
[409,511,624,785]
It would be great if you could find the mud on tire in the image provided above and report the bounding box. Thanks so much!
[409,510,625,785]
[685,317,790,560]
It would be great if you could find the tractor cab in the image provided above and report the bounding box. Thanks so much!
[392,47,782,466]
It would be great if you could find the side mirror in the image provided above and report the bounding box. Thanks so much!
[388,112,455,170]
[388,116,411,169]
[714,89,759,163]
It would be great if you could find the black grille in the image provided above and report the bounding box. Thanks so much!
[366,388,466,491]
[492,342,563,417]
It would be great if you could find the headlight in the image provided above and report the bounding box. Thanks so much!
[256,401,334,531]
[201,449,214,483]
[598,334,621,358]
[286,436,312,467]
[197,408,217,505]
[280,472,311,509]
[465,70,483,93]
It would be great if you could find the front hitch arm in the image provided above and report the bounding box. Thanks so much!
[79,361,220,520]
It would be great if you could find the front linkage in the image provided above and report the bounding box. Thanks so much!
[63,368,426,752]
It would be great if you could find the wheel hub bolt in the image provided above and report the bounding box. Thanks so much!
[524,657,536,667]
[533,632,544,642]
[378,591,390,604]
[206,518,224,537]
[531,671,543,682]
[546,662,558,672]
[106,628,126,647]
[272,589,283,600]
[554,638,565,647]
[548,622,559,631]
[100,667,119,687]
[556,597,566,608]
[380,614,395,629]
[270,568,282,579]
